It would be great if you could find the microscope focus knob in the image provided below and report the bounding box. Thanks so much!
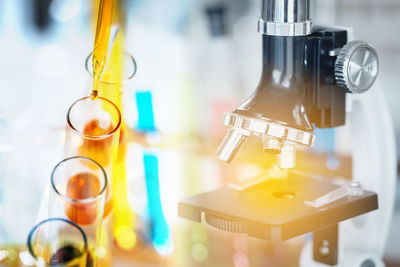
[335,41,379,94]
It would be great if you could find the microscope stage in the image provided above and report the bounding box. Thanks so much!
[178,173,377,241]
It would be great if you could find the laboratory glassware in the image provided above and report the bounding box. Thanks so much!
[27,218,90,266]
[50,156,107,266]
[85,49,137,105]
[66,96,121,219]
[86,49,139,253]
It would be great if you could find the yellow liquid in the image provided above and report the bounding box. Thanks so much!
[102,32,137,251]
[91,0,136,252]
[91,0,114,100]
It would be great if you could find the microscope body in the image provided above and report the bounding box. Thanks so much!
[217,23,379,166]
[237,27,348,131]
[217,0,395,265]
[180,1,396,266]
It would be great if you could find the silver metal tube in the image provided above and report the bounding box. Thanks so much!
[278,144,296,169]
[258,0,312,36]
[261,0,310,23]
[216,129,248,163]
[262,136,283,154]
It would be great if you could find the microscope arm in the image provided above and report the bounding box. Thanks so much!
[300,70,397,267]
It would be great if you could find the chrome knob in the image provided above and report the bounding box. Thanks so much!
[335,41,379,94]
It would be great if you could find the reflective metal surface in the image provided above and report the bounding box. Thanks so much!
[261,0,310,23]
[335,41,379,94]
[216,128,249,163]
[221,112,315,146]
[278,144,296,169]
[205,214,247,233]
[262,136,283,154]
[257,19,312,36]
[259,0,312,36]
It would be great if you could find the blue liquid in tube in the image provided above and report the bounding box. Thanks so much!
[136,91,156,132]
[136,90,171,254]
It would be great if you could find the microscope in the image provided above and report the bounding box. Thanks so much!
[179,0,397,266]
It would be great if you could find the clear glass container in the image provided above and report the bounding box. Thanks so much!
[86,50,140,253]
[66,96,121,219]
[27,218,89,266]
[50,156,107,267]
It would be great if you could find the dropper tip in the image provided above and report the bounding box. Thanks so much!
[90,90,98,100]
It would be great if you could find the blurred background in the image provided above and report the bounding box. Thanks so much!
[0,0,399,266]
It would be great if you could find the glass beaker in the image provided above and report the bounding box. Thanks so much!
[66,96,121,219]
[27,218,89,267]
[50,156,107,267]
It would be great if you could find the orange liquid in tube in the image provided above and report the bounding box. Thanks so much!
[78,119,114,219]
[78,119,114,168]
[91,0,114,100]
[65,170,112,224]
[65,172,100,225]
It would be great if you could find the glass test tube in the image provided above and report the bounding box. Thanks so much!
[86,49,140,253]
[66,96,121,219]
[50,156,107,267]
[27,218,89,267]
[50,156,107,226]
[85,50,137,104]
